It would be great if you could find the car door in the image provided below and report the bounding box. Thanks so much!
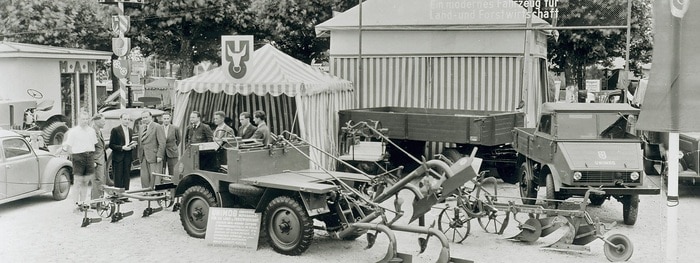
[2,137,40,197]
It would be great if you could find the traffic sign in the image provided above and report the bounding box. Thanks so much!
[112,59,131,79]
[112,37,131,57]
[111,15,130,36]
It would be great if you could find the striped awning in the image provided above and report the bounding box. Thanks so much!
[176,44,353,97]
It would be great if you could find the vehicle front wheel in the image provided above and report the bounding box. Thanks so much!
[52,167,71,200]
[518,162,538,205]
[545,174,559,209]
[180,185,218,238]
[264,196,314,256]
[622,195,639,225]
[105,155,114,186]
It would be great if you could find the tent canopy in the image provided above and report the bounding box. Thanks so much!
[176,44,353,97]
[174,44,354,169]
[146,77,176,90]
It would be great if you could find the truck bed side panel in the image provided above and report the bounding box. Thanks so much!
[513,128,536,157]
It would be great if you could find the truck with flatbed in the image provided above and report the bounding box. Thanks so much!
[514,103,660,225]
[338,107,523,183]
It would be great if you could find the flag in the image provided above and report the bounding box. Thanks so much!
[636,1,700,132]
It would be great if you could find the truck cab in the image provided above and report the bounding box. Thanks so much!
[514,103,659,225]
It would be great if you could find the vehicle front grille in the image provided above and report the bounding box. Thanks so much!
[579,171,635,184]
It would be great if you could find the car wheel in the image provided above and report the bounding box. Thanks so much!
[52,167,71,200]
[105,155,115,186]
[179,185,218,238]
[518,162,538,205]
[622,195,639,225]
[545,174,559,209]
[264,196,314,256]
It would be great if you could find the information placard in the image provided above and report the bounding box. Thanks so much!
[205,208,261,249]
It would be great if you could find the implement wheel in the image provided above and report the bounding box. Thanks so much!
[438,206,471,243]
[264,196,314,255]
[179,185,218,238]
[518,162,538,205]
[604,233,634,262]
[622,195,639,225]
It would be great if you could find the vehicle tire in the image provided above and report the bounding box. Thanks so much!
[518,162,538,205]
[105,155,115,186]
[588,194,606,206]
[622,195,639,225]
[603,233,634,262]
[42,122,68,146]
[545,174,558,209]
[52,167,71,200]
[180,185,218,238]
[264,196,314,256]
[497,165,518,184]
[441,148,463,164]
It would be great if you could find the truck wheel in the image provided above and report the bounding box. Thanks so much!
[42,122,68,146]
[518,162,538,205]
[52,167,71,200]
[264,196,314,255]
[441,149,463,164]
[622,195,639,225]
[180,185,218,238]
[497,165,518,184]
[588,194,606,206]
[545,174,559,209]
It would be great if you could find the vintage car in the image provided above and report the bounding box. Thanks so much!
[675,132,700,184]
[100,108,165,186]
[0,129,72,204]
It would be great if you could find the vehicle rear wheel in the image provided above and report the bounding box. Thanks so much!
[52,167,71,200]
[42,122,68,146]
[518,162,538,205]
[180,185,218,238]
[264,196,314,255]
[622,195,639,225]
[545,174,558,209]
[588,194,607,206]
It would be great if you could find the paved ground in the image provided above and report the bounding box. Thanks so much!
[0,174,697,263]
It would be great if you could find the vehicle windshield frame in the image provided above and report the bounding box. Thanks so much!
[556,112,638,140]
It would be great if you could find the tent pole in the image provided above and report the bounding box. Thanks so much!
[357,0,363,108]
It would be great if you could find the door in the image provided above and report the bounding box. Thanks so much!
[2,138,40,197]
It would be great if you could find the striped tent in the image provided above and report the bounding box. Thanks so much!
[173,44,354,169]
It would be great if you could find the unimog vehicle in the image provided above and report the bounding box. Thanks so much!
[514,103,660,225]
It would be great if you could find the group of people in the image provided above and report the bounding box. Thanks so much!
[61,109,271,209]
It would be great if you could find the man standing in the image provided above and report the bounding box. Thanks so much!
[109,113,135,191]
[185,111,213,145]
[91,114,107,201]
[251,110,271,145]
[212,111,235,140]
[238,112,257,139]
[62,111,98,207]
[138,111,166,189]
[162,112,180,176]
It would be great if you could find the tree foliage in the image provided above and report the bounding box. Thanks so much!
[546,0,653,88]
[0,0,112,51]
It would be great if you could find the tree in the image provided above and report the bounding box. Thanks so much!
[249,0,357,64]
[546,0,653,88]
[128,0,255,79]
[0,0,112,51]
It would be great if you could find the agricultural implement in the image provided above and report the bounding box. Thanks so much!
[436,171,634,262]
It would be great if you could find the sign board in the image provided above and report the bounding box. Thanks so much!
[112,59,131,79]
[585,79,601,92]
[205,208,261,249]
[221,35,254,80]
[112,37,131,57]
[111,15,130,36]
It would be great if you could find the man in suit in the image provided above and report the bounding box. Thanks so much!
[212,111,234,140]
[109,113,135,191]
[91,114,107,201]
[138,111,166,189]
[251,110,272,145]
[238,112,257,139]
[161,112,180,176]
[185,111,213,145]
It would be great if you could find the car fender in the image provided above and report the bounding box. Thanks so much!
[175,172,219,198]
[543,163,563,192]
[40,156,72,192]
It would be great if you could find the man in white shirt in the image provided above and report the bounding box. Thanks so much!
[62,111,98,207]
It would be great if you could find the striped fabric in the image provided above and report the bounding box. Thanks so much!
[331,55,535,158]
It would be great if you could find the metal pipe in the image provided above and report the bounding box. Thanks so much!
[352,223,397,263]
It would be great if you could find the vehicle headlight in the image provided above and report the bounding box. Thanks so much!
[573,171,582,181]
[630,171,640,181]
[679,151,685,159]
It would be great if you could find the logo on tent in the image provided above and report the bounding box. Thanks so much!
[222,36,253,79]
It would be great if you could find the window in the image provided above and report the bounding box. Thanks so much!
[538,114,552,134]
[3,138,32,159]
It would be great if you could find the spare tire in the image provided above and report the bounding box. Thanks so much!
[42,122,69,146]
